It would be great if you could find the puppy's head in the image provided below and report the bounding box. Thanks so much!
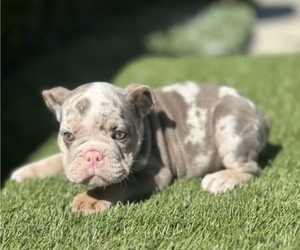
[43,82,155,187]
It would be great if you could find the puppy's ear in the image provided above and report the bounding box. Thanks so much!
[125,84,156,117]
[42,87,70,122]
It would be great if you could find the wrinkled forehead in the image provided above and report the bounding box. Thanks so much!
[61,82,125,122]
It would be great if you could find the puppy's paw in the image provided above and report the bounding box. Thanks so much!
[10,166,36,182]
[71,192,112,215]
[201,170,253,194]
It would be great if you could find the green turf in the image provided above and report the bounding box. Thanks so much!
[2,54,300,249]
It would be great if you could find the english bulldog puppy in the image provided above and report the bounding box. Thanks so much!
[11,81,271,214]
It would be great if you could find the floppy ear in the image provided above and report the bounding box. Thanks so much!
[42,87,70,122]
[125,84,156,117]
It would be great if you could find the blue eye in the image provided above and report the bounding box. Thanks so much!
[63,132,75,142]
[112,131,127,140]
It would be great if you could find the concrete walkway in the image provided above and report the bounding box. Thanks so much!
[248,0,300,54]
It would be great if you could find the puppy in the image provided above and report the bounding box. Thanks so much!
[11,81,271,214]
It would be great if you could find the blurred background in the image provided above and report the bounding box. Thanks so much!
[1,0,300,184]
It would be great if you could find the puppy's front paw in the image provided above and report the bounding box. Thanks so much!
[10,167,35,182]
[71,192,112,215]
[201,170,253,194]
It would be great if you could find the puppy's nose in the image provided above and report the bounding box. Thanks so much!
[85,151,104,167]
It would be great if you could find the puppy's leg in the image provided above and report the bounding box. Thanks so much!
[71,167,173,215]
[202,97,270,193]
[71,177,158,215]
[10,153,63,182]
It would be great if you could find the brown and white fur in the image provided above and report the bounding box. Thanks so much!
[11,81,271,214]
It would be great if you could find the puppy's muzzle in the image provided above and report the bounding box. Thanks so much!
[84,150,105,175]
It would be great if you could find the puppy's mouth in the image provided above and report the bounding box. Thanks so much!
[81,175,109,187]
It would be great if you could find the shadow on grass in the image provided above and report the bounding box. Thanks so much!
[258,142,283,169]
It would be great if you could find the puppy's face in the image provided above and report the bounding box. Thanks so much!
[43,82,154,187]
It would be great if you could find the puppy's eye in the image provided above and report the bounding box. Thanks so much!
[63,132,75,142]
[112,131,127,140]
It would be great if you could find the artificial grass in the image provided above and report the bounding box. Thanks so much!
[1,54,300,249]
